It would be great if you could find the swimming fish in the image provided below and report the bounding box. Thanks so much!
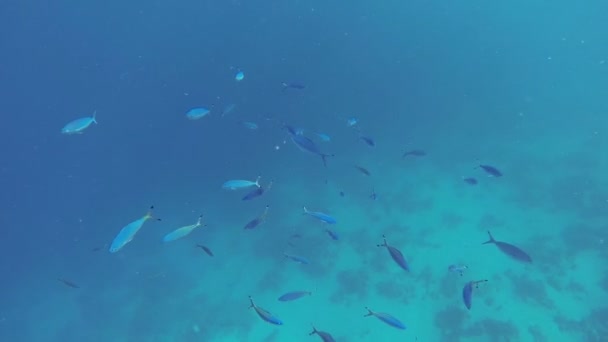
[303,207,337,224]
[242,181,273,201]
[248,296,283,325]
[186,107,210,120]
[324,228,339,240]
[448,264,468,276]
[364,307,406,330]
[309,326,336,342]
[359,136,376,147]
[288,131,334,167]
[221,103,236,117]
[196,244,214,256]
[222,176,261,190]
[61,111,97,134]
[283,253,310,264]
[281,82,306,91]
[314,132,331,142]
[402,149,426,158]
[241,121,258,130]
[235,70,245,82]
[57,278,80,289]
[462,279,488,310]
[244,205,270,230]
[478,164,502,177]
[377,235,409,271]
[354,165,371,176]
[163,215,204,242]
[483,231,532,263]
[370,188,378,201]
[109,206,160,253]
[463,177,478,185]
[277,291,311,302]
[346,117,358,127]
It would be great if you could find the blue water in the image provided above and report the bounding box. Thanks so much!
[2,1,608,341]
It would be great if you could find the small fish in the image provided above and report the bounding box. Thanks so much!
[462,279,488,310]
[370,188,378,201]
[483,231,532,263]
[364,307,406,330]
[448,264,468,276]
[289,132,334,167]
[478,164,502,177]
[303,207,337,224]
[221,103,236,117]
[284,253,310,264]
[163,215,204,242]
[377,235,409,271]
[222,176,261,190]
[309,326,336,342]
[354,165,371,176]
[248,296,283,325]
[57,278,80,289]
[235,70,245,82]
[242,181,273,201]
[186,107,210,120]
[314,132,331,142]
[339,191,345,197]
[244,205,270,230]
[290,233,302,239]
[277,291,311,301]
[402,149,426,158]
[282,82,306,90]
[463,177,478,185]
[346,117,358,127]
[110,206,160,253]
[241,121,258,130]
[359,136,376,147]
[61,111,97,134]
[196,244,214,256]
[324,228,339,240]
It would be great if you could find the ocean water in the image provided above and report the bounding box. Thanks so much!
[1,0,608,341]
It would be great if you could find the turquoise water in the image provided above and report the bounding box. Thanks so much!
[1,0,607,341]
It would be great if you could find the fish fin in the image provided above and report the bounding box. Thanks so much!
[482,230,495,244]
[92,110,97,123]
[364,307,374,317]
[255,176,261,187]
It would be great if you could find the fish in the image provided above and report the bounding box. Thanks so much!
[109,206,160,253]
[244,205,270,230]
[235,70,245,82]
[370,188,378,201]
[242,181,273,201]
[377,235,409,271]
[364,307,406,330]
[462,279,488,310]
[359,136,376,147]
[483,231,532,263]
[241,121,258,130]
[248,296,283,325]
[222,176,261,190]
[324,228,339,240]
[284,253,310,264]
[61,111,97,134]
[354,165,371,176]
[303,207,337,224]
[186,107,210,120]
[221,103,236,117]
[163,215,204,242]
[402,149,426,158]
[463,177,478,185]
[314,132,331,142]
[288,132,334,167]
[281,82,306,91]
[277,291,311,302]
[478,164,502,177]
[309,326,336,342]
[346,117,358,127]
[339,191,345,197]
[196,244,214,256]
[448,264,468,276]
[57,278,80,289]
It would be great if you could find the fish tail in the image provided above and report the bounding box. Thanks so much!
[146,205,161,221]
[255,176,261,187]
[482,230,495,244]
[303,206,308,214]
[364,307,374,317]
[248,296,255,308]
[92,110,97,123]
[196,215,203,226]
[309,325,317,335]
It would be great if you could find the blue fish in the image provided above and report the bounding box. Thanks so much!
[248,296,283,325]
[241,121,258,130]
[221,103,236,117]
[314,132,331,142]
[281,82,306,91]
[370,188,378,201]
[244,205,270,230]
[364,307,406,330]
[186,107,210,120]
[402,149,426,157]
[110,206,160,253]
[242,181,273,201]
[235,70,245,82]
[290,134,333,167]
[277,291,311,302]
[448,264,468,276]
[61,111,97,134]
[377,235,409,271]
[478,164,502,177]
[463,177,478,185]
[483,231,532,263]
[346,117,358,127]
[462,279,488,310]
[222,176,260,190]
[163,215,204,242]
[324,228,339,240]
[303,207,337,224]
[284,253,309,264]
[309,326,336,342]
[359,136,375,147]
